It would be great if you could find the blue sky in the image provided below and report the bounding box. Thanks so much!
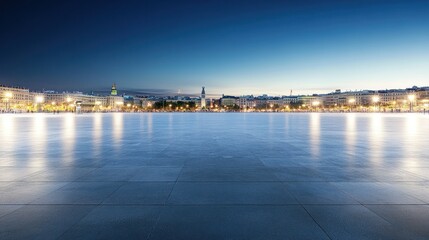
[0,0,428,96]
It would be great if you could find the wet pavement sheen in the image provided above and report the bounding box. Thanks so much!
[0,112,428,239]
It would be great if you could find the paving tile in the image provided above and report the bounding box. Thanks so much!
[130,167,182,181]
[76,167,139,181]
[314,167,376,181]
[365,205,429,238]
[305,205,423,240]
[260,157,304,167]
[103,182,174,204]
[178,167,279,181]
[0,167,44,181]
[33,182,123,204]
[384,181,429,203]
[167,182,298,205]
[0,182,67,204]
[185,157,265,168]
[140,157,187,167]
[285,182,358,204]
[403,167,429,180]
[364,168,426,182]
[272,167,326,181]
[149,206,330,240]
[59,206,161,240]
[23,168,96,181]
[332,182,425,204]
[0,205,95,240]
[0,205,22,218]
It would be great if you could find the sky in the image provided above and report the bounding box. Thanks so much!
[0,0,428,96]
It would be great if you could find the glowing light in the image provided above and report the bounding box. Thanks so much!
[408,94,416,102]
[312,101,320,106]
[127,103,131,107]
[35,96,44,103]
[95,101,102,105]
[372,96,380,103]
[115,101,124,105]
[348,99,356,104]
[309,113,321,157]
[51,101,56,105]
[66,97,72,103]
[4,92,12,98]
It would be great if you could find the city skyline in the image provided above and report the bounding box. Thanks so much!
[2,82,428,98]
[2,82,428,113]
[1,0,428,95]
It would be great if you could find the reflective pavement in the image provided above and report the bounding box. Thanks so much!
[0,113,429,239]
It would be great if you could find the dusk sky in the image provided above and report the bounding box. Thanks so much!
[1,0,428,96]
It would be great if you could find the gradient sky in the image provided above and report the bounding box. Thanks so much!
[1,0,428,96]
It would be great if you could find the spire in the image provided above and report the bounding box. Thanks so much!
[111,83,118,96]
[200,86,206,108]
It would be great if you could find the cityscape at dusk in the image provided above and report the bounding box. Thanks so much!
[1,83,429,113]
[1,0,428,94]
[1,1,429,240]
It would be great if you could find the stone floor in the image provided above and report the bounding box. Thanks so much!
[0,113,429,239]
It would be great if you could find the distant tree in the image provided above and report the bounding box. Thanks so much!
[153,101,166,109]
[289,101,303,109]
[231,104,240,111]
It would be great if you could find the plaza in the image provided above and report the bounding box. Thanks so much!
[0,113,429,239]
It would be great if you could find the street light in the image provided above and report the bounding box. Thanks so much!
[372,96,380,112]
[4,92,12,111]
[348,98,356,112]
[312,101,320,112]
[34,95,44,112]
[408,94,416,112]
[35,95,44,103]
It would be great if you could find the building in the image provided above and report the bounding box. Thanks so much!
[200,87,206,108]
[0,85,31,111]
[238,95,255,108]
[107,95,124,109]
[297,95,322,107]
[111,83,118,96]
[220,95,238,106]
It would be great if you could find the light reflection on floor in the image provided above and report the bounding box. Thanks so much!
[0,113,428,240]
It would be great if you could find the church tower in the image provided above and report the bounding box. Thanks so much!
[111,83,118,96]
[201,86,206,108]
